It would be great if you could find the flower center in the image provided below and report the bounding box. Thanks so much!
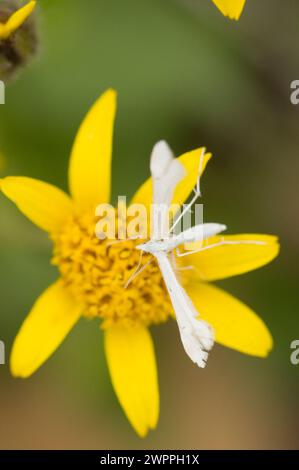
[51,210,172,329]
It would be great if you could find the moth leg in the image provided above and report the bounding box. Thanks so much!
[124,254,154,289]
[175,265,195,271]
[175,246,207,257]
[106,236,141,247]
[175,238,267,258]
[169,147,206,235]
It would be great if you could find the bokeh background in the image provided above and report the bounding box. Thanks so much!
[0,0,298,449]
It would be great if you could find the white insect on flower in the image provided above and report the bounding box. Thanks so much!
[136,141,227,368]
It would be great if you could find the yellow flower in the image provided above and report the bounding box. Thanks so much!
[0,89,279,437]
[0,1,36,40]
[212,0,246,20]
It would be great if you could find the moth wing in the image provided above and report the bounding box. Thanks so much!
[150,141,185,239]
[175,223,227,247]
[156,252,214,367]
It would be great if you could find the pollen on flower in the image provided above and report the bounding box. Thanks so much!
[51,210,172,329]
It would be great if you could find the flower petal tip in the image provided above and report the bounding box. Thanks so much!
[10,359,31,379]
[247,329,274,359]
[26,1,37,12]
[212,0,246,20]
[103,88,117,101]
[135,427,148,439]
[10,343,37,379]
[264,335,274,357]
[266,236,280,262]
[134,421,158,438]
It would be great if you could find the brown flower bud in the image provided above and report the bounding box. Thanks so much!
[0,1,38,82]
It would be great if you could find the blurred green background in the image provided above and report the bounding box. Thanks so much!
[0,0,299,449]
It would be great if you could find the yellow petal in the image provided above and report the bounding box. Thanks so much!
[69,89,117,210]
[131,147,211,210]
[11,280,82,378]
[187,282,273,357]
[0,1,36,40]
[0,24,6,39]
[186,234,279,281]
[0,176,73,233]
[212,0,246,20]
[104,324,159,437]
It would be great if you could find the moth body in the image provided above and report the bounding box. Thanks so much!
[136,223,226,254]
[136,140,225,368]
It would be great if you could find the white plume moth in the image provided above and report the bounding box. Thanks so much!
[136,141,226,368]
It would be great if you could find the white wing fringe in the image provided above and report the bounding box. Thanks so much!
[156,252,214,368]
[176,288,214,368]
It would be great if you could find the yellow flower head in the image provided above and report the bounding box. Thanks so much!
[212,0,246,20]
[0,90,279,437]
[0,0,36,40]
